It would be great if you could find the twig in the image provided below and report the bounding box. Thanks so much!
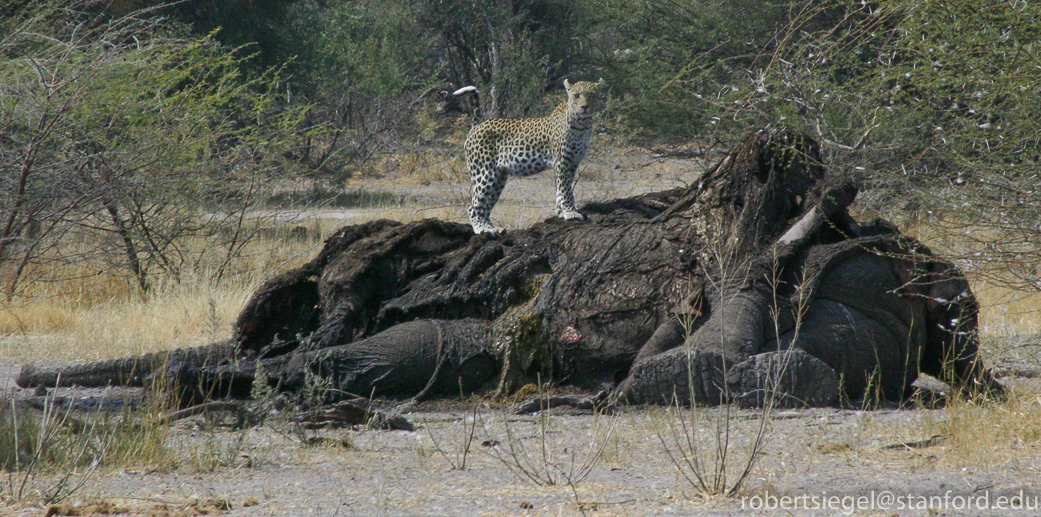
[883,434,947,450]
[160,401,261,429]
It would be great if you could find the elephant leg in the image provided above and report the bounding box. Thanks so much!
[281,319,497,402]
[631,317,687,366]
[726,349,840,408]
[616,278,784,406]
[616,348,839,408]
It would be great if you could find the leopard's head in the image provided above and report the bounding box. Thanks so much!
[563,78,605,116]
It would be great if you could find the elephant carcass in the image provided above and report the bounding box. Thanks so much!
[16,127,1000,409]
[617,227,996,408]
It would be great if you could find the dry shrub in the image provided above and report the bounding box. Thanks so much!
[368,149,467,185]
[480,409,617,489]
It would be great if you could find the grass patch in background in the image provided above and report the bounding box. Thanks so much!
[921,388,1041,469]
[0,231,321,363]
[264,188,414,210]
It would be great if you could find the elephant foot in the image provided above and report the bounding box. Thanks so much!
[616,348,729,406]
[727,349,840,409]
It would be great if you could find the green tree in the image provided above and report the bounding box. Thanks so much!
[584,0,806,139]
[283,0,437,174]
[0,0,312,297]
[418,0,584,119]
[131,0,303,69]
[719,0,1041,288]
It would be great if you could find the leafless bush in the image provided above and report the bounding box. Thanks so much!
[479,386,616,489]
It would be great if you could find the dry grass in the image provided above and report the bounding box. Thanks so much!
[1,394,176,504]
[375,150,468,186]
[921,387,1041,468]
[0,231,322,363]
[974,282,1041,337]
[0,280,250,362]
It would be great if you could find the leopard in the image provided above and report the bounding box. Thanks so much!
[462,78,605,234]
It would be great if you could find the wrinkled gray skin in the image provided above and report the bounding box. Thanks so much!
[16,341,236,391]
[616,221,996,408]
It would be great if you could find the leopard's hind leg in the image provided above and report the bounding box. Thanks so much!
[468,164,508,234]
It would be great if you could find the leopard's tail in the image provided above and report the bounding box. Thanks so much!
[452,85,481,124]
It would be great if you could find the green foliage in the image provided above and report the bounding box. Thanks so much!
[714,0,1041,287]
[275,0,437,174]
[0,0,313,295]
[584,0,798,138]
[291,0,429,99]
[719,1,1041,174]
[131,0,301,68]
[417,0,583,118]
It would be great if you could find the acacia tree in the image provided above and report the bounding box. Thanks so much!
[715,0,1041,290]
[0,0,312,297]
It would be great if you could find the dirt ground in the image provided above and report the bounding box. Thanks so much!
[5,150,1041,516]
[3,366,1041,516]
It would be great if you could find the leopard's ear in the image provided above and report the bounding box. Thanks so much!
[596,78,604,88]
[564,78,572,90]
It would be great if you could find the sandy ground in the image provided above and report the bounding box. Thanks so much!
[3,362,1041,517]
[5,149,1041,516]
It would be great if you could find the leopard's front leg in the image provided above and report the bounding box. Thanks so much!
[554,161,585,221]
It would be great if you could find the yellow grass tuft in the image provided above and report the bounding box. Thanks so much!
[0,233,319,363]
[974,281,1041,337]
[0,279,252,362]
[922,388,1041,468]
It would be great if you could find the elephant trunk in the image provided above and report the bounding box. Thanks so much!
[17,340,238,389]
[17,353,168,388]
[685,281,778,361]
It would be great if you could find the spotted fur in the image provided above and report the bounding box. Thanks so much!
[464,79,605,234]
